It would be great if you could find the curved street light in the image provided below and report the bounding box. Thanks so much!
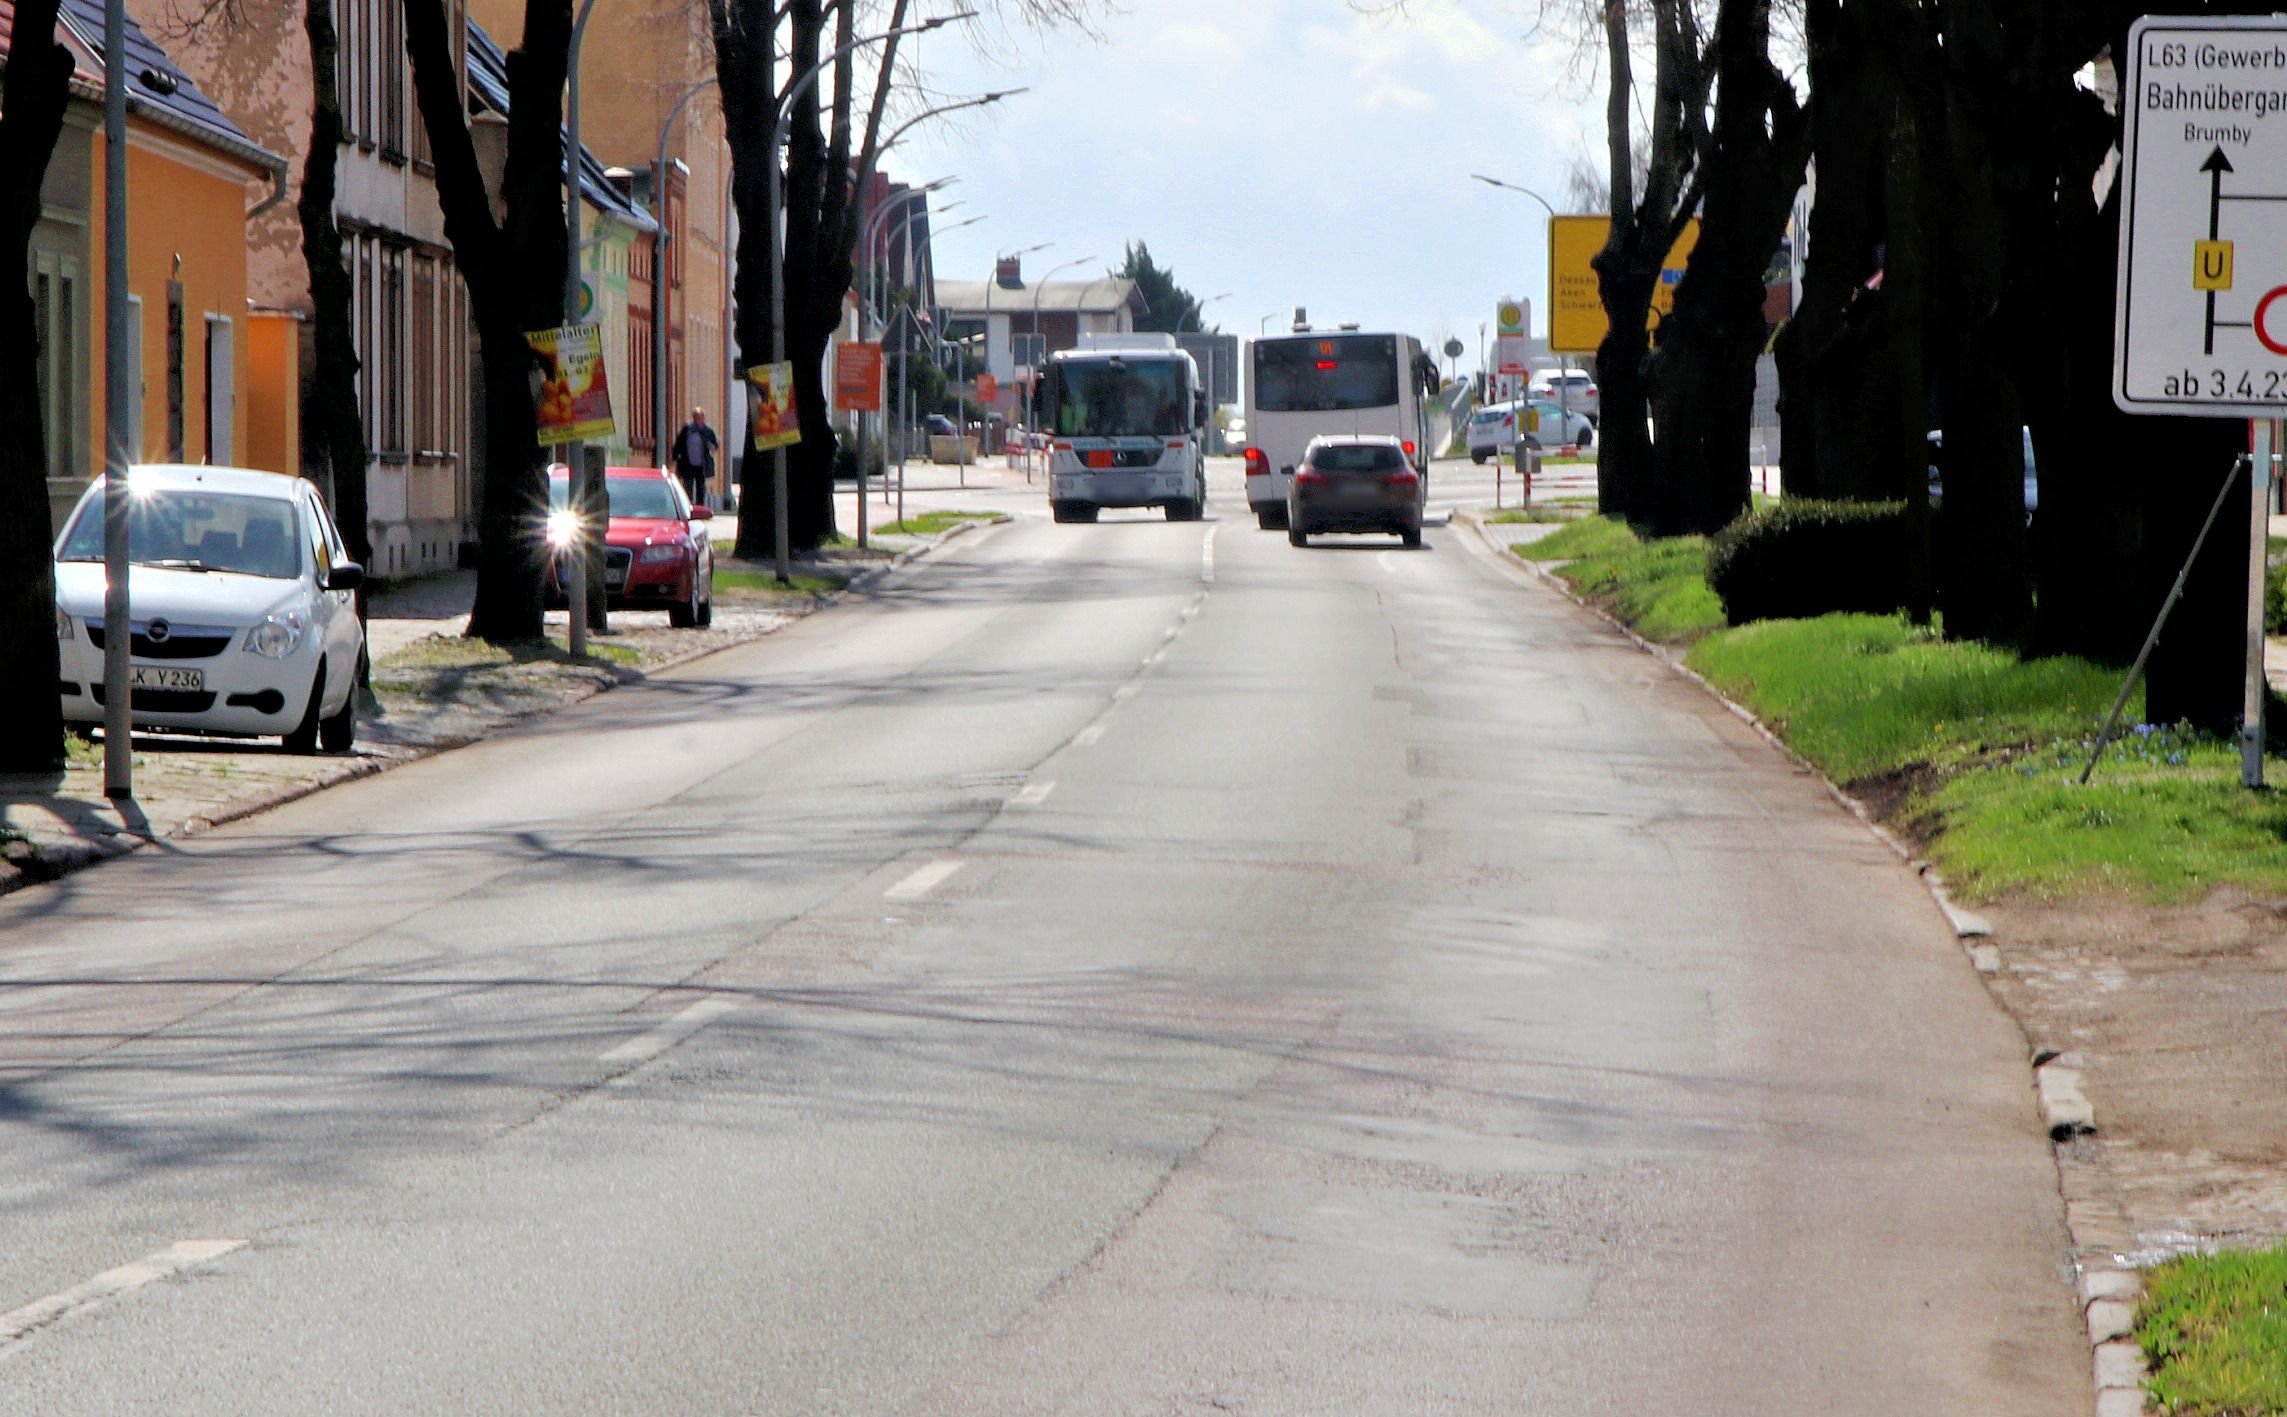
[1025,255,1092,446]
[1470,172,1559,218]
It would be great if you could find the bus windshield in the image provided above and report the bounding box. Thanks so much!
[1253,335,1399,413]
[1046,359,1189,437]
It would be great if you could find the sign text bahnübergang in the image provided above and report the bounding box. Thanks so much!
[2144,38,2287,140]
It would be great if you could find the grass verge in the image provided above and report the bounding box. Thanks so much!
[2137,1244,2287,1416]
[874,511,997,537]
[1512,515,1726,643]
[1518,516,2287,903]
[713,567,848,597]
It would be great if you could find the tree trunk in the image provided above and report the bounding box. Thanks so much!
[713,0,779,564]
[402,0,568,643]
[1643,0,1806,538]
[302,0,374,676]
[0,0,75,772]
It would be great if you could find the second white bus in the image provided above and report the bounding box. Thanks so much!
[1242,329,1438,530]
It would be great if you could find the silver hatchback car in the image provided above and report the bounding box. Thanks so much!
[1286,434,1426,549]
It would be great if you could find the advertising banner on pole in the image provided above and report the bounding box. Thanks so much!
[975,372,999,404]
[747,362,801,449]
[835,342,884,413]
[526,323,616,445]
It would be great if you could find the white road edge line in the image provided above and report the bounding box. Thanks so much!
[1201,525,1219,584]
[1,1239,245,1348]
[1012,780,1057,807]
[884,859,964,902]
[1074,722,1108,747]
[599,996,741,1065]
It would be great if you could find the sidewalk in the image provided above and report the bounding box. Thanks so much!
[0,493,1006,897]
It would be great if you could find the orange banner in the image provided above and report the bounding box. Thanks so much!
[835,342,883,413]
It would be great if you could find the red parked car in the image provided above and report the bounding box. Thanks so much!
[546,465,715,627]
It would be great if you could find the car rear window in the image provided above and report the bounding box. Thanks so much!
[1309,443,1404,472]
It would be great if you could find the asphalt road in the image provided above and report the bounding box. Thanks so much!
[0,473,2087,1414]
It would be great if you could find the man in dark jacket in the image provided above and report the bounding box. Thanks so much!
[672,407,719,506]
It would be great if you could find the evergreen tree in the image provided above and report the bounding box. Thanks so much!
[1117,242,1208,333]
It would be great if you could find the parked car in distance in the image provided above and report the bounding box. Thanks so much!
[1520,399,1595,450]
[1466,401,1519,463]
[1528,369,1600,424]
[1925,427,2037,524]
[1286,434,1426,549]
[546,464,714,627]
[53,464,366,753]
[922,413,959,438]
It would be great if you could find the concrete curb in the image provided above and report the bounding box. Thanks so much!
[1,516,1007,903]
[1454,506,2150,1417]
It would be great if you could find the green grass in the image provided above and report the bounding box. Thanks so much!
[1484,506,1584,525]
[2137,1244,2287,1415]
[712,568,846,596]
[1513,516,1727,643]
[1514,517,2287,903]
[874,511,996,537]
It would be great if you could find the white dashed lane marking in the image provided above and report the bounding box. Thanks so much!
[599,996,741,1065]
[885,859,964,901]
[1,1240,245,1349]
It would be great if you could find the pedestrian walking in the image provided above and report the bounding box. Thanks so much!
[672,407,719,507]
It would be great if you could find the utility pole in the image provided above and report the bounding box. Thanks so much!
[101,0,132,800]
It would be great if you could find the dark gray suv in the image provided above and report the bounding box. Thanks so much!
[1286,435,1426,549]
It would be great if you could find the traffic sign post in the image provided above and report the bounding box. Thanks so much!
[2112,14,2287,786]
[1547,216,1698,355]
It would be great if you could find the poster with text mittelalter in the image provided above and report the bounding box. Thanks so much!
[747,363,802,450]
[526,324,617,445]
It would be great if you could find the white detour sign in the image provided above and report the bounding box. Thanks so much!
[2115,14,2287,417]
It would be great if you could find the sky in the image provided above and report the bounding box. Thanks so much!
[885,0,1604,382]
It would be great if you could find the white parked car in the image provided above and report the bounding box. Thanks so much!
[1519,399,1595,450]
[1528,369,1600,424]
[53,465,367,753]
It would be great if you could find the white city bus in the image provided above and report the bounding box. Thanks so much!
[1037,334,1209,523]
[1243,328,1438,530]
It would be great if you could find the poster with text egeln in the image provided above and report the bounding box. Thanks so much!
[526,324,616,445]
[748,362,801,450]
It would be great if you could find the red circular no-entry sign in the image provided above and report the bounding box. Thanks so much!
[2258,286,2287,358]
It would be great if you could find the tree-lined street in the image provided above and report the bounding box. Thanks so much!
[1,485,2086,1411]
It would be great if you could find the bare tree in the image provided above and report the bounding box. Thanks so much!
[402,0,572,643]
[708,0,1094,560]
[0,0,78,772]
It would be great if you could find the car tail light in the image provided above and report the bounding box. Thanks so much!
[1401,440,1416,460]
[1384,468,1419,487]
[1244,448,1270,478]
[1294,466,1329,485]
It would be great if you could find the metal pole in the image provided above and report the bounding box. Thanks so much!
[2083,454,2250,785]
[2247,422,2280,788]
[101,0,131,799]
[562,0,599,656]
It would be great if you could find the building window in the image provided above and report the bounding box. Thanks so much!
[204,315,234,465]
[380,244,406,455]
[31,251,82,479]
[411,253,437,453]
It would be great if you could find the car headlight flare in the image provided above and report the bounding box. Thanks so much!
[639,544,682,565]
[245,610,307,659]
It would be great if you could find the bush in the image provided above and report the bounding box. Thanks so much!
[833,438,887,483]
[1706,498,1912,626]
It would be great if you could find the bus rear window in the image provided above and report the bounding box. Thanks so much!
[1253,336,1398,412]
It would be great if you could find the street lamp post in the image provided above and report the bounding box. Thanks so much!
[561,0,604,656]
[1472,173,1563,411]
[1025,254,1091,464]
[764,11,973,584]
[101,0,131,798]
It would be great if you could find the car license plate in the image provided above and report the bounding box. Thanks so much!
[130,665,203,691]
